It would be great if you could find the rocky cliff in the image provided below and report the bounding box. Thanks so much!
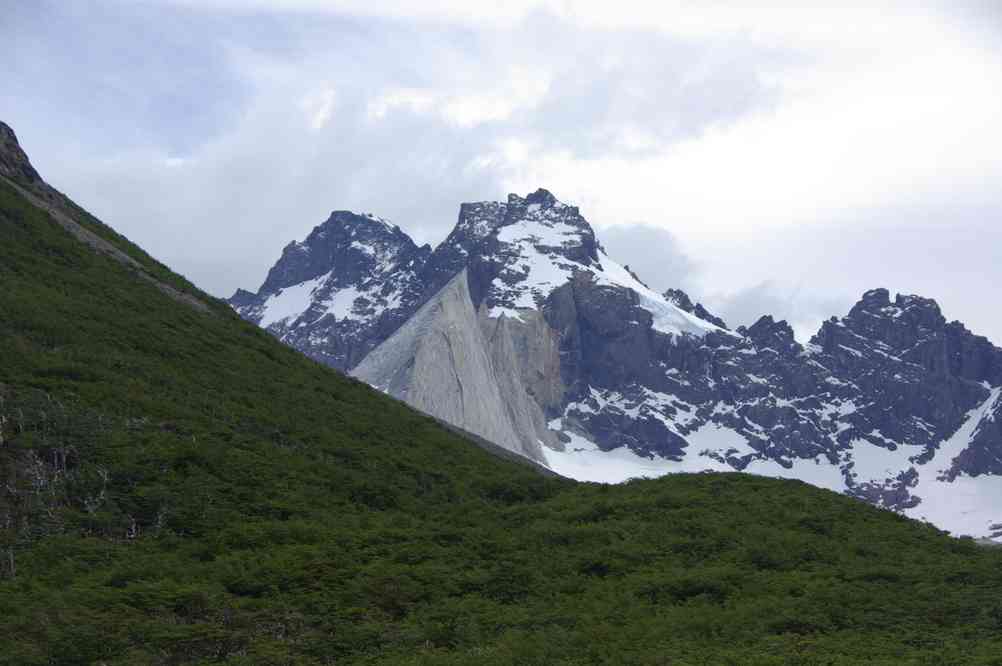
[231,190,1002,540]
[351,270,550,462]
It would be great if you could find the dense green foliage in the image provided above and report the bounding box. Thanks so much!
[2,179,1002,665]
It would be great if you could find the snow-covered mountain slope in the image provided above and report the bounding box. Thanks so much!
[540,285,1002,541]
[230,211,430,369]
[902,387,1002,540]
[434,188,728,338]
[232,190,1002,541]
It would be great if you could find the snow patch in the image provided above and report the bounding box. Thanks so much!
[743,456,847,494]
[326,286,363,320]
[904,388,1002,539]
[259,275,327,328]
[594,252,731,339]
[541,419,733,483]
[848,439,918,483]
[542,418,846,493]
[686,421,758,458]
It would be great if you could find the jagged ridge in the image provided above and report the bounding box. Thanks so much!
[234,189,1002,540]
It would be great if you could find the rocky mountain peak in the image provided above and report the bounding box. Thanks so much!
[664,288,695,311]
[743,315,797,349]
[0,121,42,186]
[825,288,948,362]
[848,288,943,324]
[856,287,892,309]
[521,187,559,207]
[448,189,588,245]
[893,293,943,321]
[665,288,729,330]
[314,210,408,246]
[228,288,257,309]
[257,210,422,297]
[416,189,604,315]
[228,208,433,370]
[451,201,508,247]
[503,189,596,261]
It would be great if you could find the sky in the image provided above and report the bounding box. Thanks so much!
[3,1,1002,342]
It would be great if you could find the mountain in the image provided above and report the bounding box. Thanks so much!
[6,121,1002,663]
[234,190,1002,541]
[229,209,432,369]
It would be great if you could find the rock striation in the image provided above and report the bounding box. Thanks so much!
[351,270,550,462]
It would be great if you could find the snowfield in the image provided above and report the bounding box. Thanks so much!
[542,388,1002,542]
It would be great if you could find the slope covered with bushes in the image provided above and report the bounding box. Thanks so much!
[2,164,1002,664]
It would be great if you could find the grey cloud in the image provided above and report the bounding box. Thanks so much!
[594,226,852,341]
[596,208,1002,346]
[488,16,796,158]
[711,281,795,331]
[3,1,1000,349]
[596,224,699,294]
[2,2,788,299]
[688,208,1002,343]
[707,281,852,342]
[48,96,513,296]
[2,1,251,158]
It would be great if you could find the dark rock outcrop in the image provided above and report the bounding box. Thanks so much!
[0,122,42,186]
[665,288,728,329]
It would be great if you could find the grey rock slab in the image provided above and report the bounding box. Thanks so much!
[352,270,546,463]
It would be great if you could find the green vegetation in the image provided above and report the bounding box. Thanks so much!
[2,178,1002,665]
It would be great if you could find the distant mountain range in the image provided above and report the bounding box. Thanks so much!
[231,189,1002,541]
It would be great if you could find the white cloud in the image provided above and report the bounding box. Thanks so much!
[300,86,336,130]
[8,1,1002,343]
[160,1,958,50]
[366,67,550,128]
[495,33,1002,235]
[366,88,436,121]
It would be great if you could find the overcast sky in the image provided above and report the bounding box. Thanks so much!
[3,1,1001,341]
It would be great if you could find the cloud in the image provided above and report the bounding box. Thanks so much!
[592,227,854,342]
[157,1,979,51]
[595,224,698,295]
[3,1,1001,344]
[367,88,436,121]
[705,281,851,342]
[687,210,1002,342]
[497,34,1002,235]
[366,66,551,129]
[301,87,336,130]
[3,2,787,294]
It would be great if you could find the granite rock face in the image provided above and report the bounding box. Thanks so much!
[233,190,1002,540]
[351,270,548,462]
